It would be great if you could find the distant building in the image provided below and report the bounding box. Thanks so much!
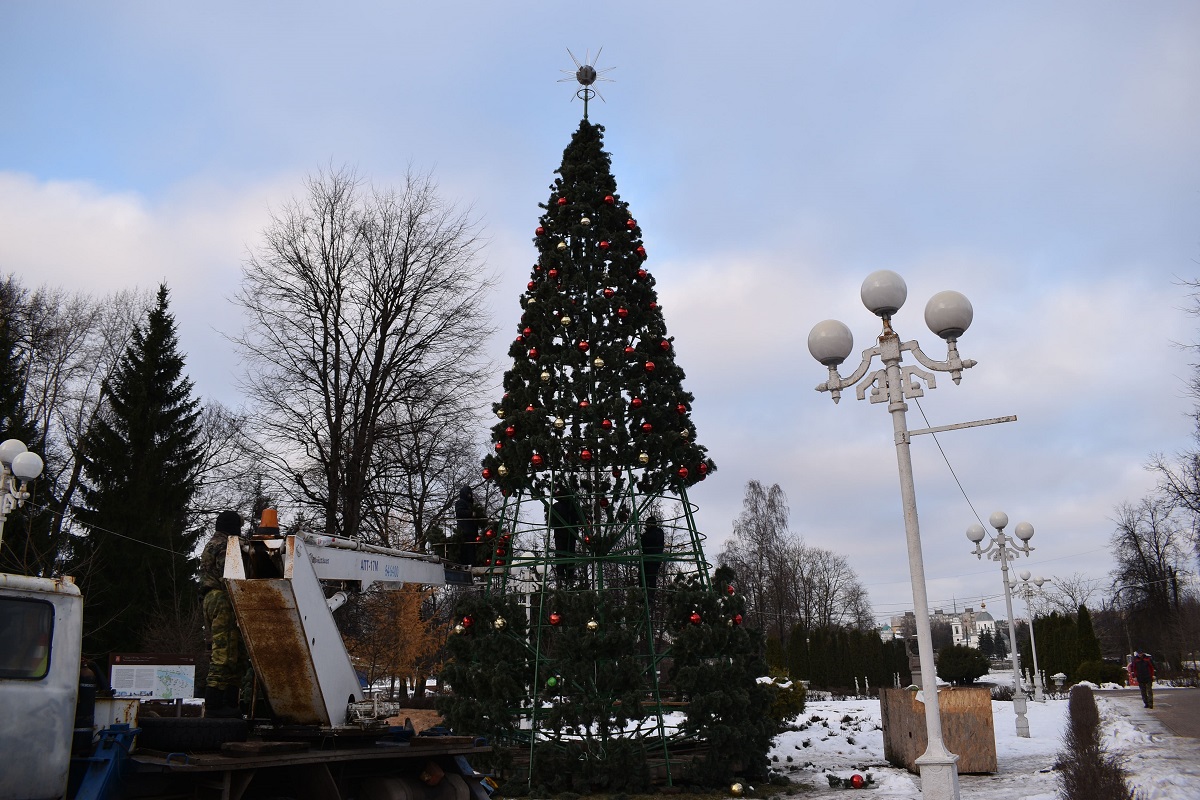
[888,603,1006,651]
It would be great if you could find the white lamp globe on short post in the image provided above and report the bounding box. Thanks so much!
[0,438,44,552]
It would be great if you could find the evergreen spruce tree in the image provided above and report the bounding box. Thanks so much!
[73,284,202,658]
[979,628,995,658]
[1076,604,1102,665]
[440,103,769,791]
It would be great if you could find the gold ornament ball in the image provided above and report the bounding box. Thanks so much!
[527,297,537,306]
[493,616,507,631]
[680,429,690,439]
[453,624,465,635]
[496,409,506,419]
[586,618,599,631]
[580,216,591,226]
[497,464,509,477]
[593,357,605,368]
[540,371,551,383]
[556,241,567,251]
[560,316,571,326]
[731,783,744,797]
[554,417,565,429]
[638,452,650,465]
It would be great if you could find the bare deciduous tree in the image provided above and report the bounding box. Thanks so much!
[719,480,874,643]
[233,167,494,542]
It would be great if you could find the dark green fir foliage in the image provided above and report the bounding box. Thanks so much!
[667,567,774,784]
[480,120,714,498]
[1076,605,1102,665]
[73,284,203,658]
[438,592,530,766]
[531,589,647,738]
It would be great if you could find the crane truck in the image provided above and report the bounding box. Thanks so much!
[0,515,485,800]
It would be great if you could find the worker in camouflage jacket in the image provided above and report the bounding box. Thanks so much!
[200,510,246,717]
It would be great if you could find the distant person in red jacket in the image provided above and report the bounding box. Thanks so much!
[1132,651,1156,708]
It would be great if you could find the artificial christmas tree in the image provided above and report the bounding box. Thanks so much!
[440,70,772,792]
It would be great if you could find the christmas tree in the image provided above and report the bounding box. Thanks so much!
[440,68,773,793]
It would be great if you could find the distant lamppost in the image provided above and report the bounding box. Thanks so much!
[966,512,1035,737]
[809,270,978,800]
[1012,571,1051,702]
[0,438,44,552]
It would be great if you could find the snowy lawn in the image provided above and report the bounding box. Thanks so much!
[762,689,1200,799]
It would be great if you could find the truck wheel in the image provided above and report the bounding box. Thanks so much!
[136,716,248,752]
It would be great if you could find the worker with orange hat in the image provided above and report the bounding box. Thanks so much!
[200,509,248,717]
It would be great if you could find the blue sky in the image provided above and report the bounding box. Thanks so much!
[3,3,1199,621]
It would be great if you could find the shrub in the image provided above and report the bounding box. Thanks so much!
[766,677,807,728]
[1074,660,1127,687]
[1055,684,1136,800]
[936,644,990,685]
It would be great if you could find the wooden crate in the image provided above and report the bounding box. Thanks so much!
[878,686,997,774]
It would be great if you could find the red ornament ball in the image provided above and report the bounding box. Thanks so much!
[557,197,568,206]
[577,340,589,352]
[626,219,636,229]
[676,403,687,414]
[617,307,629,319]
[462,615,474,628]
[531,453,544,467]
[611,468,622,478]
[579,399,590,409]
[734,613,744,626]
[495,558,506,566]
[549,611,562,625]
[641,422,653,433]
[485,529,495,539]
[525,404,536,412]
[850,774,864,789]
[604,194,615,204]
[649,301,658,311]
[599,240,610,251]
[631,397,643,409]
[636,245,647,258]
[527,281,535,290]
[601,418,612,430]
[637,268,648,280]
[644,361,656,373]
[659,340,670,351]
[698,462,709,475]
[494,441,503,452]
[495,547,506,556]
[677,466,689,480]
[523,326,533,336]
[505,425,516,438]
[535,226,545,236]
[548,268,558,279]
[528,347,539,359]
[689,611,702,625]
[603,287,615,299]
[726,584,736,595]
[481,467,492,480]
[599,497,609,508]
[624,345,635,355]
[580,448,593,463]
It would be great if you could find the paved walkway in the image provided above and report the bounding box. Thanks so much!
[1103,687,1200,739]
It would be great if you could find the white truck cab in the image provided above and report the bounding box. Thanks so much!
[0,572,84,800]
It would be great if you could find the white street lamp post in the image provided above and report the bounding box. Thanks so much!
[0,438,44,553]
[966,512,1035,737]
[808,270,978,800]
[1013,571,1051,702]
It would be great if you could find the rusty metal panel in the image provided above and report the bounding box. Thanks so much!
[227,578,329,726]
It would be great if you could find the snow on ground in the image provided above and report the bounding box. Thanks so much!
[1096,691,1200,800]
[762,688,1199,800]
